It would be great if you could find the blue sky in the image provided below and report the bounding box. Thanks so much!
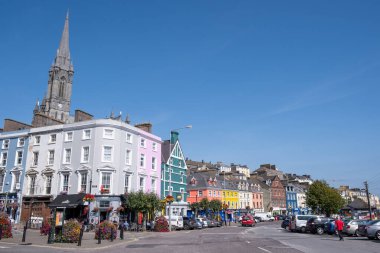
[1,1,379,195]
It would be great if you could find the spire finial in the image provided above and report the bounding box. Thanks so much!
[53,12,72,70]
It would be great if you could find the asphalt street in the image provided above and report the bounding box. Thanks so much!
[0,221,379,253]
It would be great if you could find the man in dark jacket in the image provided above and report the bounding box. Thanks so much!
[335,217,344,241]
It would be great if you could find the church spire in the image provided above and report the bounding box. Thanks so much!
[53,10,73,71]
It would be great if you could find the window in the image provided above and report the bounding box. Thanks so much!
[151,157,156,170]
[48,150,55,165]
[198,191,203,197]
[151,178,156,191]
[17,137,25,147]
[208,190,211,196]
[49,134,57,143]
[2,140,9,149]
[124,174,130,193]
[0,173,4,192]
[139,177,145,191]
[125,149,132,165]
[83,129,91,140]
[103,128,114,139]
[15,151,23,165]
[62,174,69,192]
[126,133,132,143]
[34,136,41,145]
[80,173,87,192]
[140,154,145,167]
[152,142,157,151]
[99,201,110,208]
[102,146,113,162]
[11,172,20,192]
[140,138,146,148]
[1,152,7,166]
[101,172,111,192]
[32,151,39,166]
[65,132,73,142]
[64,148,72,164]
[45,175,52,194]
[29,176,36,195]
[82,146,89,163]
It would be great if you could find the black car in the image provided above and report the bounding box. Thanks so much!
[306,217,334,235]
[182,216,198,230]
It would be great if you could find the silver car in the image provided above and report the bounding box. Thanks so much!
[366,220,380,240]
[343,219,368,236]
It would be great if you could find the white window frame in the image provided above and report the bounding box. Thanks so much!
[103,128,115,139]
[49,134,57,143]
[81,146,90,163]
[48,150,55,165]
[61,173,70,192]
[17,137,25,147]
[151,157,156,171]
[102,146,113,162]
[124,173,130,193]
[126,133,133,143]
[32,151,39,166]
[152,142,157,151]
[29,175,36,195]
[82,129,91,140]
[0,173,5,192]
[34,136,41,145]
[139,177,145,191]
[11,171,21,192]
[140,138,146,148]
[0,152,7,167]
[151,178,156,191]
[140,154,145,168]
[100,171,112,194]
[125,149,132,165]
[63,148,72,164]
[79,172,88,193]
[65,132,73,142]
[45,174,52,194]
[1,139,10,149]
[15,150,23,166]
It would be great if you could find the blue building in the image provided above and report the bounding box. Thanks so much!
[0,129,30,223]
[285,184,298,215]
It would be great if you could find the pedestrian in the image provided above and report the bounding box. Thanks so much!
[334,217,344,241]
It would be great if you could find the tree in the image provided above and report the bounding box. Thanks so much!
[209,199,222,218]
[190,202,200,217]
[199,198,210,216]
[306,180,345,217]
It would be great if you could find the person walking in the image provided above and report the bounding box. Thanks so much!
[335,217,344,241]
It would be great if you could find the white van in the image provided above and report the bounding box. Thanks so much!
[255,212,275,222]
[290,214,318,233]
[165,215,184,230]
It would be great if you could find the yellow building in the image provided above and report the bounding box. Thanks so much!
[222,189,239,209]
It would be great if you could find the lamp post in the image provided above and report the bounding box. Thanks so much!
[167,125,192,231]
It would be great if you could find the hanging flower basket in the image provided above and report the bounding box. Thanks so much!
[165,195,174,203]
[83,193,95,202]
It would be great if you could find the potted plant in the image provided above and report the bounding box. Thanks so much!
[83,193,95,203]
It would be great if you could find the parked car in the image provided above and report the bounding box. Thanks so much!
[255,212,275,222]
[182,217,198,230]
[164,215,184,230]
[205,218,217,228]
[290,214,319,233]
[306,217,333,235]
[194,219,203,229]
[365,220,380,240]
[196,218,208,228]
[343,219,368,237]
[241,214,255,227]
[281,218,290,230]
[275,215,287,220]
[357,220,374,237]
[254,216,262,222]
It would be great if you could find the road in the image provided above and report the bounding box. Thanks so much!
[0,221,379,253]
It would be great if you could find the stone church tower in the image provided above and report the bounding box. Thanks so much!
[32,12,74,127]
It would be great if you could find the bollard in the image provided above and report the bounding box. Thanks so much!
[97,227,101,244]
[47,227,52,244]
[22,225,27,242]
[77,226,84,246]
[119,226,124,240]
[0,225,2,240]
[110,227,114,242]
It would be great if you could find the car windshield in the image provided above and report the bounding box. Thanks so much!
[367,220,378,225]
[243,216,251,220]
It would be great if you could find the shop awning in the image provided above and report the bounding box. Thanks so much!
[49,193,86,208]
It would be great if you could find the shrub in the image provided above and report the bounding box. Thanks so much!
[94,220,117,240]
[0,213,12,238]
[55,219,81,243]
[40,221,51,236]
[153,216,169,232]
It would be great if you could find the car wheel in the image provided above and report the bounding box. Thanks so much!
[184,224,190,230]
[375,231,380,240]
[316,227,324,235]
[354,230,359,237]
[301,227,306,233]
[285,225,289,231]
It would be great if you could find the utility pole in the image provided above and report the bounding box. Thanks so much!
[364,181,372,220]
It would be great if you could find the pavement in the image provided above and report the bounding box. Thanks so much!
[0,225,155,250]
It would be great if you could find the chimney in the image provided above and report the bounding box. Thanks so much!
[135,122,152,133]
[171,130,179,143]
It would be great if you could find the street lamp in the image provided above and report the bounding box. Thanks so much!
[167,125,192,231]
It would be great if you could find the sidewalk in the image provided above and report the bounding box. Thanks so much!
[0,226,153,250]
